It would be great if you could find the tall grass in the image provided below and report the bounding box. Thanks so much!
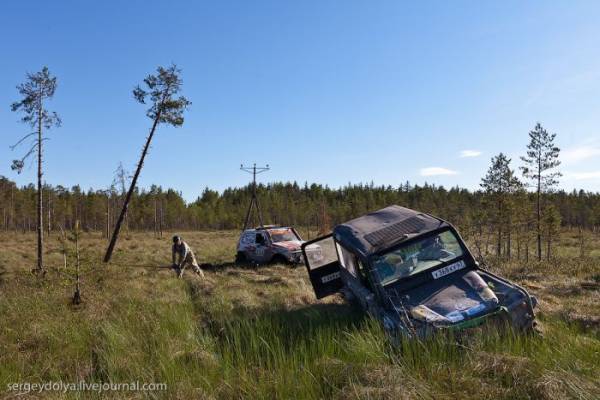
[0,231,598,399]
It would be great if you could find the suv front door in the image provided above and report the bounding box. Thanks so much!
[301,235,343,299]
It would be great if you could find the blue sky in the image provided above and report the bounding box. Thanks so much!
[1,1,600,201]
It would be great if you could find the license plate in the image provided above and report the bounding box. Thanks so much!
[321,271,340,283]
[432,260,466,279]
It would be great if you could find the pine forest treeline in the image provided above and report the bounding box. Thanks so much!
[1,176,599,246]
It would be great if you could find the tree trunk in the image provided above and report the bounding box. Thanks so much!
[104,110,162,263]
[537,158,542,261]
[516,230,521,261]
[106,195,110,240]
[506,217,512,260]
[9,186,13,230]
[159,200,163,238]
[37,98,44,273]
[578,225,585,258]
[154,197,158,237]
[73,220,81,304]
[497,226,502,258]
[47,191,51,236]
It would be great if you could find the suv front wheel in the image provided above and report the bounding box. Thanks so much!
[235,251,247,264]
[271,254,289,266]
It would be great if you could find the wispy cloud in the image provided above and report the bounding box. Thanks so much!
[420,167,458,177]
[567,171,600,180]
[524,69,600,108]
[562,145,600,164]
[459,150,482,158]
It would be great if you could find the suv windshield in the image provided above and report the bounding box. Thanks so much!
[371,230,464,286]
[268,228,298,243]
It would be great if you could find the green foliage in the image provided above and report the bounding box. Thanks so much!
[481,153,522,196]
[10,66,61,128]
[480,153,522,257]
[1,176,600,235]
[9,66,61,173]
[521,122,562,192]
[133,64,191,126]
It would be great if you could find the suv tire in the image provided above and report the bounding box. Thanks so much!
[271,254,288,266]
[235,252,247,264]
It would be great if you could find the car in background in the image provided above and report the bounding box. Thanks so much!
[236,225,322,265]
[301,205,538,339]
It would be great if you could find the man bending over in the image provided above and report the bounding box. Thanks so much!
[172,235,204,278]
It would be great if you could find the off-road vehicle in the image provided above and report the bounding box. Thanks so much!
[301,205,538,338]
[236,225,322,265]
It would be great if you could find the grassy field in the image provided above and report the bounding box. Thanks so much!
[0,230,598,399]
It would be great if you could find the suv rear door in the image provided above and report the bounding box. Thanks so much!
[301,235,343,299]
[253,232,271,263]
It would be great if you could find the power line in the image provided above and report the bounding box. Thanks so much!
[240,163,269,230]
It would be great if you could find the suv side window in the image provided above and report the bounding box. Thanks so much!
[256,233,266,245]
[337,243,358,277]
[337,242,372,287]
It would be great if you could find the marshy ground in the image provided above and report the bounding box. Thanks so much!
[0,230,598,399]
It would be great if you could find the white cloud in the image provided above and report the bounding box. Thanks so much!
[568,171,600,180]
[459,150,482,158]
[562,145,600,164]
[420,167,458,177]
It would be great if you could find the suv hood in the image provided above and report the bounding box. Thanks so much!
[272,240,303,252]
[389,270,499,326]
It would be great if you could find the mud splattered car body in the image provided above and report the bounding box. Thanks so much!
[301,205,538,338]
[236,226,321,265]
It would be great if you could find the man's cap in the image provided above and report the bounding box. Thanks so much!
[172,235,181,243]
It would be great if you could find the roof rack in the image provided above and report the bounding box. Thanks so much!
[256,225,284,230]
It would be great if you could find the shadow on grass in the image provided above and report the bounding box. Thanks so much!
[216,302,363,335]
[107,263,175,269]
[207,302,367,369]
[200,261,240,271]
[200,260,300,272]
[104,260,295,272]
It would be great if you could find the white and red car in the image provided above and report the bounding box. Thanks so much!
[236,225,321,265]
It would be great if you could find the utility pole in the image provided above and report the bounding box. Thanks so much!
[105,190,111,240]
[240,163,269,230]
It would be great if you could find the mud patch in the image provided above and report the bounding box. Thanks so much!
[256,276,291,286]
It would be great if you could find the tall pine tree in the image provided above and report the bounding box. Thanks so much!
[10,67,61,274]
[481,153,522,258]
[520,123,561,261]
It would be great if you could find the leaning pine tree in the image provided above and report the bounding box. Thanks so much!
[520,123,561,261]
[104,64,191,262]
[10,67,61,274]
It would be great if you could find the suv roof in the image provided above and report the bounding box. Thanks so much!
[333,205,448,256]
[243,225,291,233]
